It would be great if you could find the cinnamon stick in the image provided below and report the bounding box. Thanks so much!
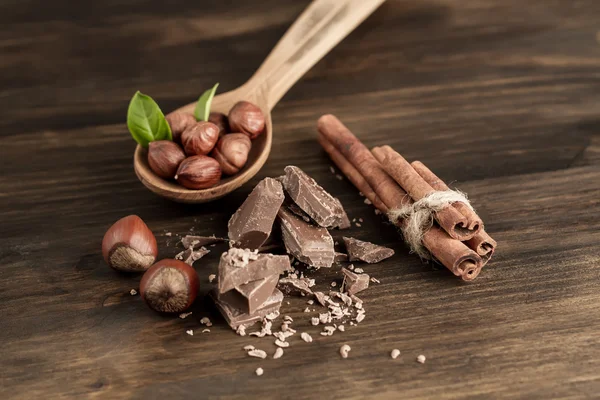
[372,145,482,241]
[411,161,497,264]
[317,134,388,212]
[317,115,482,281]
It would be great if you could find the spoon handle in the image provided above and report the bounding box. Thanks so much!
[249,0,386,110]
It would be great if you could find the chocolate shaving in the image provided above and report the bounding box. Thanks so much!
[218,249,291,294]
[175,246,210,265]
[313,291,328,307]
[210,288,283,330]
[341,268,370,295]
[282,166,349,229]
[334,252,349,263]
[343,237,394,264]
[278,207,335,269]
[228,177,285,250]
[277,277,313,296]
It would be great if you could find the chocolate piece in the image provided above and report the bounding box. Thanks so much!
[341,268,370,295]
[287,201,313,223]
[343,237,394,263]
[175,246,210,265]
[210,288,283,330]
[277,277,313,296]
[313,291,328,307]
[181,235,225,249]
[228,177,285,250]
[278,207,335,268]
[218,248,291,293]
[334,252,349,263]
[235,275,279,314]
[282,166,349,229]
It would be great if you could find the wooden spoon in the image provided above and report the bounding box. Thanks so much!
[134,0,385,203]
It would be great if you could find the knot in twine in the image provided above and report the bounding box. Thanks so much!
[387,190,474,260]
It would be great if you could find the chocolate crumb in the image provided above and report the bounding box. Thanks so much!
[301,332,313,343]
[370,277,381,284]
[283,315,293,323]
[248,349,268,359]
[165,232,172,237]
[335,174,343,181]
[364,199,372,205]
[330,282,337,287]
[417,355,426,364]
[391,349,401,359]
[200,317,212,327]
[311,317,319,326]
[340,344,351,358]
[374,209,381,215]
[358,218,363,223]
[358,192,364,197]
[354,268,364,274]
[186,330,194,336]
[208,274,216,283]
[304,307,310,313]
[179,312,192,319]
[130,289,137,296]
[356,313,366,323]
[273,348,284,359]
[338,325,345,332]
[329,166,335,174]
[202,329,210,333]
[236,326,247,336]
[307,300,314,305]
[255,367,264,376]
[355,223,362,227]
[274,339,289,348]
[243,345,255,351]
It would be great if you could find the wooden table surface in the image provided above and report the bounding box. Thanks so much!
[2,0,600,398]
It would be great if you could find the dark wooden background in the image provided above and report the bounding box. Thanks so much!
[1,0,600,398]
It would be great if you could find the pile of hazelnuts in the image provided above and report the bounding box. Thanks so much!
[148,101,266,189]
[102,214,199,313]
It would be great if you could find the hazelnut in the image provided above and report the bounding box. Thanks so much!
[102,215,158,272]
[228,101,265,139]
[211,134,252,175]
[165,112,196,143]
[208,112,230,137]
[140,259,199,313]
[181,121,220,156]
[147,140,186,179]
[175,155,222,189]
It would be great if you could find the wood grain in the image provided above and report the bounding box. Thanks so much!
[1,0,600,398]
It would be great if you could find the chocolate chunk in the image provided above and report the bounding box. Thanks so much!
[235,275,279,314]
[282,166,349,229]
[277,277,313,296]
[210,288,283,330]
[218,248,291,293]
[181,235,225,249]
[278,207,335,268]
[341,267,370,295]
[334,252,349,263]
[343,237,395,263]
[228,177,285,250]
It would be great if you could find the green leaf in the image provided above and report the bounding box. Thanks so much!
[126,91,172,147]
[194,83,219,121]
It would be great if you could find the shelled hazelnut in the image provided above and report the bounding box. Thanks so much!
[208,112,230,137]
[102,215,158,272]
[211,133,252,175]
[228,101,265,139]
[176,155,222,189]
[181,121,220,156]
[165,112,196,143]
[147,141,186,179]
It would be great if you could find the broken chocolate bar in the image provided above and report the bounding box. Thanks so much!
[235,275,279,314]
[342,267,370,295]
[278,207,335,268]
[282,166,349,229]
[228,177,285,250]
[181,235,225,249]
[343,237,394,263]
[210,288,283,330]
[218,248,291,293]
[277,277,313,296]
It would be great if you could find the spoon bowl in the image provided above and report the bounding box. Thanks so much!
[134,0,385,203]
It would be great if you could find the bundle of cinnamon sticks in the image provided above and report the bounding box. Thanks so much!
[317,114,496,281]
